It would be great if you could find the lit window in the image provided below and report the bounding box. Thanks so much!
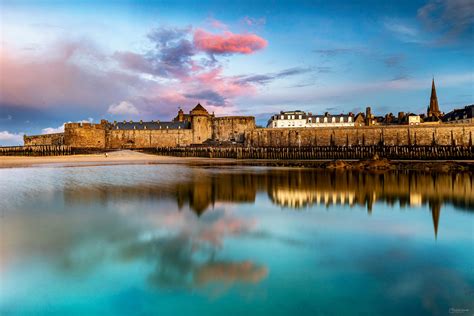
[340,117,343,122]
[348,117,352,122]
[299,115,302,119]
[324,117,327,123]
[316,117,320,123]
[332,117,335,123]
[280,115,284,119]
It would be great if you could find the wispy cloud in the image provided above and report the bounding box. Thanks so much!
[241,16,266,27]
[383,19,426,44]
[235,67,312,86]
[417,0,474,42]
[313,48,359,57]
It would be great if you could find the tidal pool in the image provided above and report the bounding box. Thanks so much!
[0,164,473,315]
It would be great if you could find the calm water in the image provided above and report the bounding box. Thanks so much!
[0,163,473,316]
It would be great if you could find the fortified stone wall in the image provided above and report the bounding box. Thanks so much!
[244,124,474,147]
[107,129,193,148]
[24,133,64,146]
[64,122,106,148]
[212,116,255,142]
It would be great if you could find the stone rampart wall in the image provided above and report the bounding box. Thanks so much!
[107,129,193,149]
[212,116,256,142]
[24,133,64,146]
[245,124,474,147]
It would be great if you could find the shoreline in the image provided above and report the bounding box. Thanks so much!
[0,150,473,172]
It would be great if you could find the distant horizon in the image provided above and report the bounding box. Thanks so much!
[1,0,473,145]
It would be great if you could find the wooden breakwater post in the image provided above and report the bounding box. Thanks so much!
[0,145,73,156]
[152,145,474,160]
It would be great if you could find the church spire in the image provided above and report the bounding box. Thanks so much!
[430,202,441,240]
[428,78,441,117]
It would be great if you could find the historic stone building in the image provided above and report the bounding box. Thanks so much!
[24,104,256,148]
[22,81,474,149]
[266,110,363,128]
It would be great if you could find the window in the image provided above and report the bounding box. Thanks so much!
[332,117,335,123]
[299,115,302,119]
[348,117,352,122]
[340,117,343,122]
[324,117,327,123]
[308,118,312,122]
[316,117,320,123]
[280,115,284,120]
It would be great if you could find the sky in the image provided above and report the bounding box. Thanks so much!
[0,0,473,145]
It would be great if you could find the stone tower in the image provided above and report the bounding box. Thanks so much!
[427,78,441,118]
[190,103,212,144]
[177,108,185,122]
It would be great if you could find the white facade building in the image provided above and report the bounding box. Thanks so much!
[267,110,356,128]
[408,115,421,125]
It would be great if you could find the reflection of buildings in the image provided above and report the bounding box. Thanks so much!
[63,168,471,238]
[270,189,355,209]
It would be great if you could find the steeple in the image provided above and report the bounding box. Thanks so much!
[428,78,441,117]
[430,202,441,240]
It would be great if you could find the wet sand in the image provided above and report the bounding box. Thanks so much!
[0,150,212,168]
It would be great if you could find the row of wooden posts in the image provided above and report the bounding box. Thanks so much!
[0,145,73,156]
[152,145,474,160]
[0,145,473,159]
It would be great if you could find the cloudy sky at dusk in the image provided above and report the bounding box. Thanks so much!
[0,0,473,145]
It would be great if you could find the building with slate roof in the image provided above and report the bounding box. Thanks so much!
[443,105,474,124]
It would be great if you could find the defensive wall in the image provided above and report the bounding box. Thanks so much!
[244,124,474,147]
[24,133,64,146]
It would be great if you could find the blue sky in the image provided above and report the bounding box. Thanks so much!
[0,0,473,144]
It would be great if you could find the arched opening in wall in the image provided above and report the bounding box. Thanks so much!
[123,139,135,149]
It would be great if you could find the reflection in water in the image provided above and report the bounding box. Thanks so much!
[62,168,473,239]
[0,165,472,315]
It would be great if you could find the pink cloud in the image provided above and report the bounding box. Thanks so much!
[193,29,267,55]
[0,42,143,109]
[207,18,228,30]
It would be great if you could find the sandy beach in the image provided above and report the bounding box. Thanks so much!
[0,150,209,168]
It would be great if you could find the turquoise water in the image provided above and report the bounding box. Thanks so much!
[0,164,473,315]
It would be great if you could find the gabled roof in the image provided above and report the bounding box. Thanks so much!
[190,103,209,115]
